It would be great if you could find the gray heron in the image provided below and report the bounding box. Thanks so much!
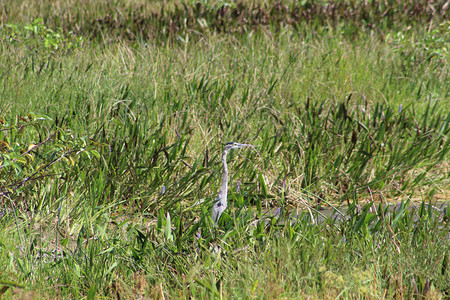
[212,142,256,224]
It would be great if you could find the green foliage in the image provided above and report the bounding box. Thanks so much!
[388,20,449,67]
[4,199,448,298]
[0,114,101,211]
[0,1,449,298]
[1,18,84,56]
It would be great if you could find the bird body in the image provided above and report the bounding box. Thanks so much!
[212,142,255,223]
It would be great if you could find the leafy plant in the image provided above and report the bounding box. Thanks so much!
[2,18,84,55]
[388,20,449,67]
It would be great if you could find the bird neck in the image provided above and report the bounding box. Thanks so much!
[219,151,228,196]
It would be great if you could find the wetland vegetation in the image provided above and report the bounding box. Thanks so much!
[0,0,449,298]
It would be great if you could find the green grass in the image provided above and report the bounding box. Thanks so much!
[0,1,449,298]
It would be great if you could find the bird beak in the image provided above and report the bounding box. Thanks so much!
[234,143,257,149]
[232,143,256,149]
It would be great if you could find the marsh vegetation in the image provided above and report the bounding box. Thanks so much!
[0,0,449,298]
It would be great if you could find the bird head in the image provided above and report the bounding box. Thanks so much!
[224,142,256,152]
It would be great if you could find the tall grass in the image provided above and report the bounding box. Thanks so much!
[0,1,449,298]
